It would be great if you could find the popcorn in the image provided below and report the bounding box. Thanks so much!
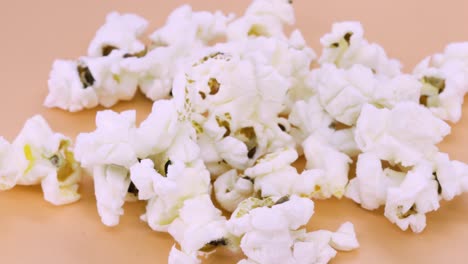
[87,12,148,57]
[384,161,439,233]
[129,159,211,232]
[319,21,401,77]
[347,150,468,232]
[228,196,358,263]
[0,115,81,205]
[45,12,146,112]
[345,152,394,210]
[172,50,295,173]
[46,1,468,262]
[0,137,18,190]
[75,110,138,226]
[168,246,201,264]
[45,51,140,112]
[413,42,468,123]
[355,102,450,166]
[123,5,233,101]
[167,195,232,255]
[302,135,351,199]
[227,0,294,41]
[310,63,420,126]
[214,169,254,212]
[243,148,323,198]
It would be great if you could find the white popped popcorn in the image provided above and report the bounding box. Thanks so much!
[355,102,450,166]
[227,0,294,41]
[310,63,421,126]
[122,5,233,101]
[414,42,468,123]
[87,12,148,57]
[45,12,147,112]
[214,169,254,212]
[302,135,351,199]
[384,161,439,233]
[319,21,401,77]
[45,51,140,112]
[75,110,138,226]
[0,115,81,205]
[129,159,211,232]
[228,196,358,264]
[346,150,468,232]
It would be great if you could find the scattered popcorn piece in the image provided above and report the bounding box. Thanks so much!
[319,21,401,77]
[243,148,323,198]
[44,59,99,112]
[168,246,201,264]
[214,169,254,212]
[129,159,211,232]
[122,5,233,101]
[355,102,450,166]
[75,110,138,226]
[228,196,358,264]
[414,42,468,123]
[167,195,232,256]
[0,137,18,190]
[227,0,294,40]
[384,161,439,233]
[345,152,393,210]
[45,51,140,112]
[330,222,360,251]
[0,115,81,205]
[87,12,148,57]
[310,63,420,126]
[302,135,351,199]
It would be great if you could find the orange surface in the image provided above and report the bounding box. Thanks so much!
[1,0,468,263]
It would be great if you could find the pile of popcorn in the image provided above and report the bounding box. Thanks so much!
[2,0,468,263]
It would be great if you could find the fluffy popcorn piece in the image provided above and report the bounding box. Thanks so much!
[88,12,148,57]
[228,196,314,264]
[310,63,421,126]
[122,5,232,101]
[302,135,351,199]
[174,51,294,171]
[129,159,211,232]
[229,196,358,263]
[75,110,138,226]
[413,42,468,123]
[288,96,359,156]
[244,148,321,198]
[288,96,334,144]
[355,102,450,166]
[292,222,359,263]
[45,52,140,112]
[0,115,81,205]
[0,138,18,190]
[345,152,395,210]
[226,31,316,111]
[75,110,138,169]
[214,169,254,212]
[168,246,201,264]
[150,5,231,47]
[319,21,401,77]
[92,164,130,226]
[431,152,468,201]
[384,161,439,233]
[44,60,99,112]
[131,99,200,162]
[330,222,360,251]
[168,195,232,257]
[227,0,294,40]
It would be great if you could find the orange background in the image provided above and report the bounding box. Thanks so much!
[1,0,468,263]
